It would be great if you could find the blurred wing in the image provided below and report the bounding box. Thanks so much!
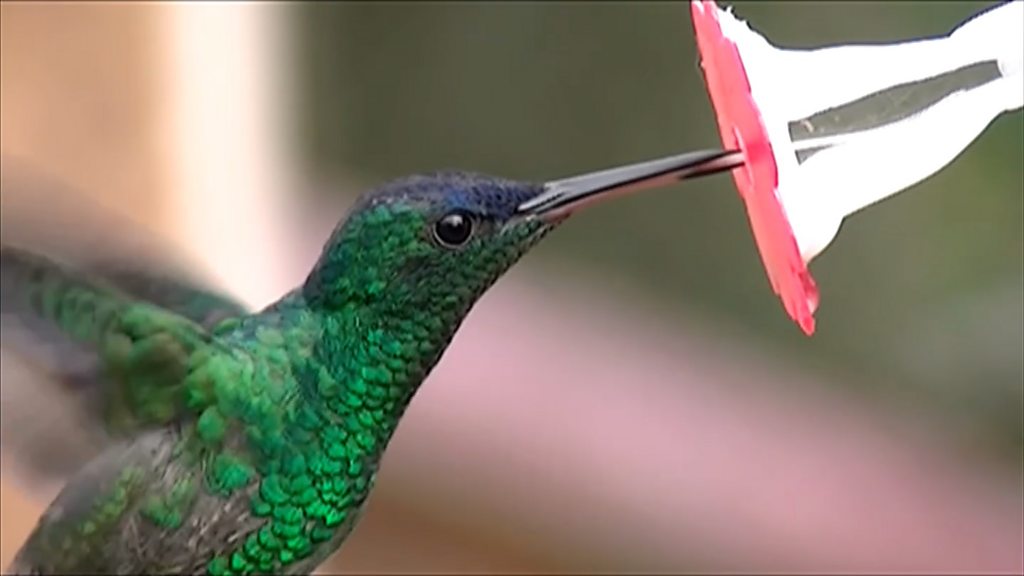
[0,246,233,485]
[88,260,248,327]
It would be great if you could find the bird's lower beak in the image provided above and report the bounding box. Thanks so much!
[517,149,743,220]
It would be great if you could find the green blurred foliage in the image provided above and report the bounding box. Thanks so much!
[298,2,1022,463]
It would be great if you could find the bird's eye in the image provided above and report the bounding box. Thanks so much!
[433,210,475,248]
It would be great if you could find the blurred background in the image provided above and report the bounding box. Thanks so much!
[1,1,1021,573]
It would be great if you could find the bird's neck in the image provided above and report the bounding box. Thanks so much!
[263,290,463,449]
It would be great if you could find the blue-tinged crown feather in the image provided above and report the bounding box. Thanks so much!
[355,172,543,221]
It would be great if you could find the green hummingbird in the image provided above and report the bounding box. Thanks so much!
[1,150,741,575]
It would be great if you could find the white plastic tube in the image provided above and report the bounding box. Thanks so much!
[717,0,1022,262]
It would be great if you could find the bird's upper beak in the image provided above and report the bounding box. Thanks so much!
[517,149,743,220]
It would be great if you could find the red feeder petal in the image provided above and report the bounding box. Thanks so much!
[690,0,819,335]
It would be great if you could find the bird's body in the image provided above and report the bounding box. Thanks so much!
[1,152,740,574]
[6,291,390,575]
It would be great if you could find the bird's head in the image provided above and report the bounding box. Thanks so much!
[304,150,741,334]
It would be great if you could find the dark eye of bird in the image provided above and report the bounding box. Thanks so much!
[433,210,475,248]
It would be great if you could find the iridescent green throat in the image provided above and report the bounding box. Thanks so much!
[191,286,460,575]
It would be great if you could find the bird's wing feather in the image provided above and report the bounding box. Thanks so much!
[1,246,240,488]
[0,166,252,489]
[87,260,248,327]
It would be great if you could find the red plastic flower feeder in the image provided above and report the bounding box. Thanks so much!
[691,0,819,335]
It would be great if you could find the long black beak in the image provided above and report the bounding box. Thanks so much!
[517,149,743,219]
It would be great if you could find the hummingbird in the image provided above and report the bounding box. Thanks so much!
[1,149,741,575]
